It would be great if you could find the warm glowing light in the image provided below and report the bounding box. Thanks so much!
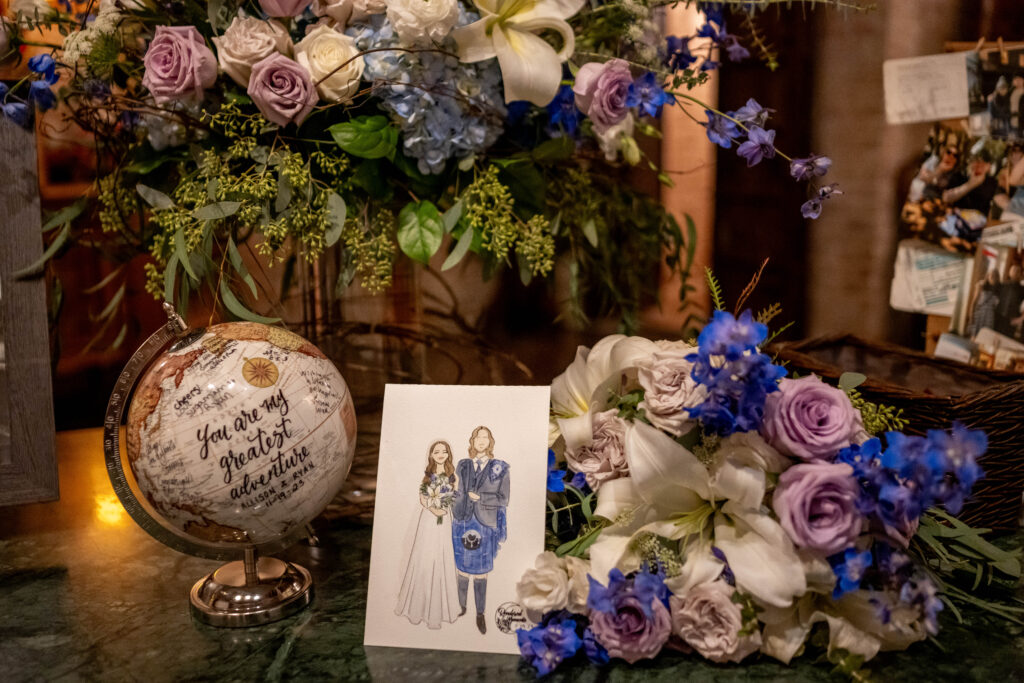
[95,493,128,526]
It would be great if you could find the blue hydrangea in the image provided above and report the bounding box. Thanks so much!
[346,8,506,175]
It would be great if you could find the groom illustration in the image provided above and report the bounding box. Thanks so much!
[452,425,510,634]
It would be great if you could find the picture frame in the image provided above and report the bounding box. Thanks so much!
[0,116,59,506]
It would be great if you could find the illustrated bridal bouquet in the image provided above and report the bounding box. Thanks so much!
[515,284,1022,676]
[421,474,456,525]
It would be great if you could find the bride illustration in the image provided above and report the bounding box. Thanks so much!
[394,440,462,629]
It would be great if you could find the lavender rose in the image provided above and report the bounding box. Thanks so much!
[670,580,762,663]
[573,58,632,131]
[762,375,863,461]
[637,344,705,437]
[773,462,863,555]
[212,16,291,88]
[589,595,671,664]
[247,53,319,128]
[563,409,628,490]
[259,0,309,17]
[142,26,217,104]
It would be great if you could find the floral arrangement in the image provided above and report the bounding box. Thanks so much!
[516,293,1022,676]
[2,0,850,334]
[420,473,455,524]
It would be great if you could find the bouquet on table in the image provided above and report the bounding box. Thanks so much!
[4,0,842,333]
[421,473,455,524]
[517,295,1021,676]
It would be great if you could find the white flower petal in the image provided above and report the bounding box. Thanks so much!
[511,0,585,22]
[714,506,806,608]
[509,15,575,61]
[711,458,766,510]
[557,412,594,454]
[759,599,816,664]
[492,26,563,105]
[592,476,642,522]
[625,421,710,510]
[664,545,724,596]
[588,533,635,583]
[451,19,498,63]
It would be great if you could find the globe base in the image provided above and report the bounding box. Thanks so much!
[189,551,313,628]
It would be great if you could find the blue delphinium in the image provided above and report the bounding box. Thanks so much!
[925,423,985,515]
[665,35,697,71]
[587,566,667,619]
[736,126,776,167]
[627,73,674,119]
[547,450,566,493]
[800,183,843,219]
[28,80,56,111]
[704,110,740,148]
[517,614,583,677]
[830,547,873,598]
[731,97,773,127]
[28,54,58,83]
[546,84,580,136]
[722,34,750,62]
[582,627,609,665]
[569,470,591,494]
[700,59,721,72]
[686,309,787,435]
[898,574,943,635]
[2,101,31,127]
[790,153,832,180]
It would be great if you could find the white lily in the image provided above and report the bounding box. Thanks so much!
[451,0,586,106]
[589,421,808,609]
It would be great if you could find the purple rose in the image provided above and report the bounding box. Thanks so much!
[563,409,628,490]
[573,58,633,131]
[761,375,863,461]
[669,580,761,663]
[773,462,863,555]
[142,26,217,104]
[247,54,319,128]
[588,593,671,664]
[259,0,309,17]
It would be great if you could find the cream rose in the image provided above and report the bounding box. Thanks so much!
[564,409,629,490]
[212,16,291,88]
[516,552,570,623]
[295,24,364,103]
[564,556,591,615]
[385,0,459,46]
[352,0,387,20]
[636,343,704,437]
[670,580,762,663]
[312,0,352,24]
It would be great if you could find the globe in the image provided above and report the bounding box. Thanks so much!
[124,321,356,548]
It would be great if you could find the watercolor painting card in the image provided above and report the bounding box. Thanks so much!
[364,384,550,655]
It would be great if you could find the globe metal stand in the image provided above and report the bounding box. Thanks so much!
[189,548,313,627]
[103,303,320,629]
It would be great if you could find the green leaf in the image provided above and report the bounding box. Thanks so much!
[657,172,675,188]
[14,222,69,279]
[458,154,476,171]
[136,183,175,210]
[82,265,125,295]
[839,372,868,392]
[274,174,293,213]
[207,0,231,32]
[531,136,575,163]
[193,201,241,221]
[174,228,198,283]
[163,253,179,303]
[442,226,474,271]
[328,115,398,160]
[219,279,280,324]
[397,200,444,265]
[41,198,86,233]
[442,199,463,234]
[227,237,258,299]
[324,192,347,247]
[250,145,270,164]
[582,217,599,248]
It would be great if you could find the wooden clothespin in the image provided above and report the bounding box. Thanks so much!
[974,37,986,52]
[998,37,1009,64]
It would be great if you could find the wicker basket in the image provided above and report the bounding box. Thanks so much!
[771,334,1024,531]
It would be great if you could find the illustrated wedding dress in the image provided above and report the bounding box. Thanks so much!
[394,479,461,629]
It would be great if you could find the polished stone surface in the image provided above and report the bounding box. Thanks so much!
[2,429,1024,682]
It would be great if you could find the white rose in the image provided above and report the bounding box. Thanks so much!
[516,552,569,623]
[636,344,705,437]
[564,556,591,615]
[212,16,291,88]
[564,409,629,490]
[312,0,353,24]
[295,24,364,103]
[709,431,790,509]
[670,580,762,663]
[352,0,387,20]
[385,0,459,46]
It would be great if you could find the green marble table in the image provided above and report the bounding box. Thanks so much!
[2,429,1024,682]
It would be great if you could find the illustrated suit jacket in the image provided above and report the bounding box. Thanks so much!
[452,457,510,529]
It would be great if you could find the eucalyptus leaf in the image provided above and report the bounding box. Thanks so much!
[227,237,258,299]
[458,154,475,171]
[193,201,241,221]
[441,226,474,271]
[95,283,126,321]
[839,372,868,392]
[324,192,347,247]
[136,183,175,210]
[206,0,231,32]
[442,199,463,234]
[582,218,599,248]
[14,222,69,279]
[397,200,444,265]
[219,279,281,324]
[163,253,179,303]
[174,228,198,283]
[41,198,86,233]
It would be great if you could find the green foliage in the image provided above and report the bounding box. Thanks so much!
[706,267,725,311]
[397,200,444,265]
[339,209,397,294]
[329,115,398,160]
[844,389,907,435]
[614,389,647,421]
